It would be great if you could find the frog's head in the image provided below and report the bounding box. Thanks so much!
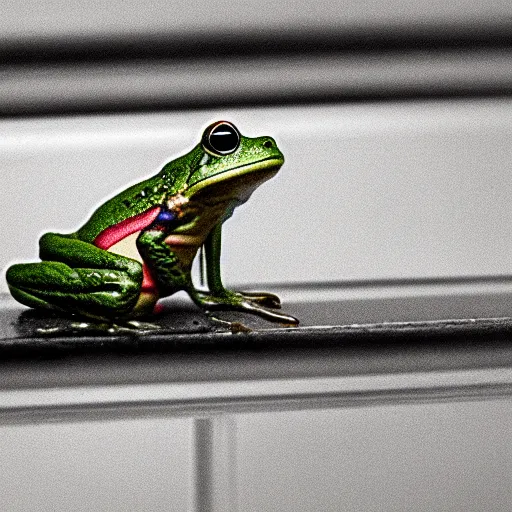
[183,121,284,204]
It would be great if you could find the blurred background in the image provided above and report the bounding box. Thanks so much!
[2,0,512,291]
[2,2,512,512]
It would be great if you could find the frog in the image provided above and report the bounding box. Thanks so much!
[6,121,299,328]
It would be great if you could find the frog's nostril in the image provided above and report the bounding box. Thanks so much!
[263,140,273,149]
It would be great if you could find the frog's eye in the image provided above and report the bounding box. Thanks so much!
[202,121,240,156]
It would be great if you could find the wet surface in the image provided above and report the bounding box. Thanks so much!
[13,305,212,338]
[6,296,297,339]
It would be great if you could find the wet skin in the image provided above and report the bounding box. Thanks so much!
[6,121,299,327]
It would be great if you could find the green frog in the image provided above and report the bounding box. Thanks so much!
[6,121,298,327]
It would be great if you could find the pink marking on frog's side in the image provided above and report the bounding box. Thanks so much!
[94,206,161,293]
[141,264,157,292]
[94,206,160,250]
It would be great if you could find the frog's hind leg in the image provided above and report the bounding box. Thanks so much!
[6,261,142,321]
[8,279,61,312]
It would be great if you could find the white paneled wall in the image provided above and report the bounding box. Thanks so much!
[1,363,512,512]
[0,418,195,512]
[236,400,512,512]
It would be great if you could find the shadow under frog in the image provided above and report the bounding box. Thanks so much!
[6,121,299,334]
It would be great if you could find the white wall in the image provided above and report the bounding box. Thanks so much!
[2,0,511,42]
[236,400,512,512]
[0,417,195,512]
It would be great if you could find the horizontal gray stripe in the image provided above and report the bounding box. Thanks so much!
[2,48,512,115]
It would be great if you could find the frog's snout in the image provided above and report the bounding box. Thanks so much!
[258,136,284,164]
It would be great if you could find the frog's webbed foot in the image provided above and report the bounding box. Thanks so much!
[235,291,281,309]
[193,290,298,326]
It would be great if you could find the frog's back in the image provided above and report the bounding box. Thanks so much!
[76,176,165,244]
[73,176,168,301]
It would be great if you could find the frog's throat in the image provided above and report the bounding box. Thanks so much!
[184,157,282,197]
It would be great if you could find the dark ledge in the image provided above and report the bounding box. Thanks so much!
[1,277,512,360]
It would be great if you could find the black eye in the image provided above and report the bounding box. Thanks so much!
[202,121,240,155]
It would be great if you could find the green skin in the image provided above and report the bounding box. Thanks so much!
[6,124,298,326]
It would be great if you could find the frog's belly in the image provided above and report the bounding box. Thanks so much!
[107,231,157,296]
[107,231,202,294]
[107,231,143,263]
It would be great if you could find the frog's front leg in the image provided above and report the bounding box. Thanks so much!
[6,233,143,320]
[194,223,299,325]
[135,197,207,302]
[136,228,190,297]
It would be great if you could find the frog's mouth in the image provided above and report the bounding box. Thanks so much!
[184,157,283,200]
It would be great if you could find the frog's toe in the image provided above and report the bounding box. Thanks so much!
[8,283,64,312]
[237,291,281,309]
[193,290,298,325]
